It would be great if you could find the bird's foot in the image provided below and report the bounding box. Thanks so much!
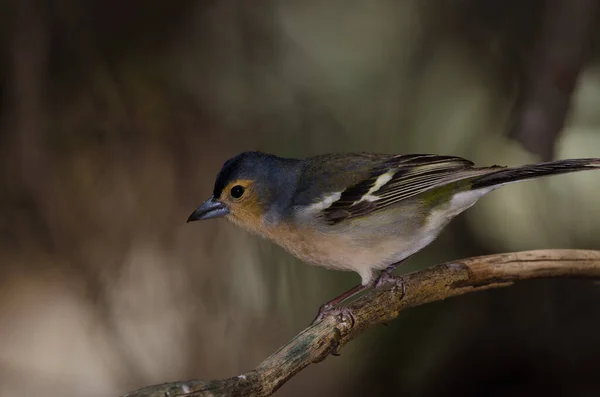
[374,271,406,297]
[311,284,365,324]
[312,302,338,324]
[317,307,356,357]
[312,303,356,327]
[312,302,333,324]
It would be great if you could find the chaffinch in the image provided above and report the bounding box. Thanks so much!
[188,151,600,318]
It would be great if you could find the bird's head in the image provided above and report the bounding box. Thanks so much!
[187,151,299,231]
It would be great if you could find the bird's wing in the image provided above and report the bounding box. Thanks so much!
[321,154,501,224]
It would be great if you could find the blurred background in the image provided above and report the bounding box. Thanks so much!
[1,1,600,396]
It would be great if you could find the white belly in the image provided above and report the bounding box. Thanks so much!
[264,188,494,286]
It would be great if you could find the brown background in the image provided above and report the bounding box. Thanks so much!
[1,1,599,396]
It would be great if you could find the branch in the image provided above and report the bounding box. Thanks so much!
[123,249,600,397]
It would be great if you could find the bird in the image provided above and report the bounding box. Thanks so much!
[187,151,600,319]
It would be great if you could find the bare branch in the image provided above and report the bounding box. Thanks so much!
[123,249,600,397]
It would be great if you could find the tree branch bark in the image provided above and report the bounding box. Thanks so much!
[123,249,600,397]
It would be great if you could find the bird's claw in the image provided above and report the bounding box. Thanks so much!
[312,304,355,327]
[320,308,356,356]
[312,302,334,324]
[374,272,406,298]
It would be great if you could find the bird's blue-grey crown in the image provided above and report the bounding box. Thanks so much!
[213,151,303,211]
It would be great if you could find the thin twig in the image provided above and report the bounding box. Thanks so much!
[122,249,600,397]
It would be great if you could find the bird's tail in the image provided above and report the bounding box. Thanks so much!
[470,158,600,190]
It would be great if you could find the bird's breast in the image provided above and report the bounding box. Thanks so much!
[257,218,420,284]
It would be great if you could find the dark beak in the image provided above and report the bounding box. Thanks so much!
[187,197,230,222]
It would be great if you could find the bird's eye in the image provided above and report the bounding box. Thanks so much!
[230,185,245,199]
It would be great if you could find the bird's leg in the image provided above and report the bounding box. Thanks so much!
[312,284,366,324]
[312,259,410,324]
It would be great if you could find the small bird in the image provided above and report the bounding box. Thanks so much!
[188,151,600,318]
